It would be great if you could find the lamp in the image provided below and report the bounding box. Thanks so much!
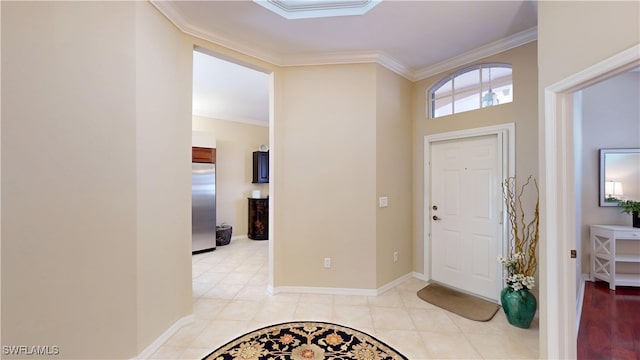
[482,67,498,107]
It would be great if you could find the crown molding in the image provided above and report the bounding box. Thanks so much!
[281,50,412,79]
[150,0,283,65]
[412,27,538,81]
[193,111,269,127]
[182,22,284,66]
[150,0,414,79]
[150,1,188,36]
[151,1,537,83]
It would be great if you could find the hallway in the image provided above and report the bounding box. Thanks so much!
[149,238,539,359]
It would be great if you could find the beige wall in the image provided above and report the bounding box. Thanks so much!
[272,63,413,290]
[135,1,193,352]
[0,0,3,346]
[192,116,269,237]
[538,2,640,90]
[2,2,138,358]
[274,64,378,288]
[538,1,639,357]
[375,65,413,287]
[1,1,192,358]
[411,42,539,275]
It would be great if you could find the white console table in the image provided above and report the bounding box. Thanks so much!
[590,225,640,290]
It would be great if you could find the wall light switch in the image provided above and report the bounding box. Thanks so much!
[379,196,388,208]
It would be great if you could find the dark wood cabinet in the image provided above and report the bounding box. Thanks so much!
[192,147,216,163]
[252,151,269,183]
[248,198,268,240]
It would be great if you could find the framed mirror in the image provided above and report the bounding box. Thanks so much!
[599,148,640,206]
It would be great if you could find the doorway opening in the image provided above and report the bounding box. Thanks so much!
[191,46,274,290]
[542,44,639,358]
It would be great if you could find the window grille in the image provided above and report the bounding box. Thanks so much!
[429,64,513,118]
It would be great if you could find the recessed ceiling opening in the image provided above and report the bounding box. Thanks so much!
[253,0,382,19]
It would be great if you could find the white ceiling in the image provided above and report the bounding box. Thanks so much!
[192,51,270,124]
[155,0,538,125]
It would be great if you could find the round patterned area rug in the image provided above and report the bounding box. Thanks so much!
[202,321,408,360]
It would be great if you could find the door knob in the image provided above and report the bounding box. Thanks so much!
[432,205,438,211]
[432,215,441,221]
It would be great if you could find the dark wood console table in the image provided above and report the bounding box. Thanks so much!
[248,198,268,240]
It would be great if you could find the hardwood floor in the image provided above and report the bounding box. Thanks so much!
[578,281,640,359]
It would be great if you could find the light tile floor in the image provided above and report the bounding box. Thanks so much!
[151,238,539,359]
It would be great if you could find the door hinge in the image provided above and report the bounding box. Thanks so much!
[570,250,577,259]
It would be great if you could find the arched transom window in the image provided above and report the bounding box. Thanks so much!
[429,64,513,118]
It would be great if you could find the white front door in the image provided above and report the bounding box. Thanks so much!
[430,134,503,301]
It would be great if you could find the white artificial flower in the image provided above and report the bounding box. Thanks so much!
[498,252,536,290]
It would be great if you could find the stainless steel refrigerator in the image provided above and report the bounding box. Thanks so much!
[192,162,216,253]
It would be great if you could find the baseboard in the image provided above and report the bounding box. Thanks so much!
[271,272,415,297]
[132,314,194,360]
[376,272,415,295]
[272,285,378,297]
[576,273,589,335]
[412,271,429,282]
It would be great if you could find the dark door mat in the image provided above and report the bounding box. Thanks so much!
[417,283,500,322]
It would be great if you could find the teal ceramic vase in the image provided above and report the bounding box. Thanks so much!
[500,287,537,329]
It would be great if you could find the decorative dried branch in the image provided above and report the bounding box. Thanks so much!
[502,175,539,277]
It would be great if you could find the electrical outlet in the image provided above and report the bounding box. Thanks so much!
[324,257,331,268]
[393,251,398,262]
[379,196,388,207]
